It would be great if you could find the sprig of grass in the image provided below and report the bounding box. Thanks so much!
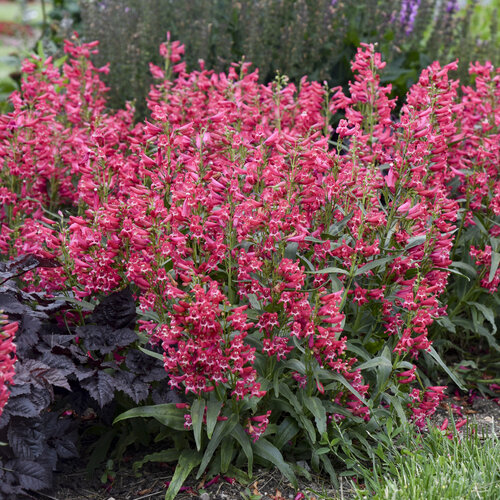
[352,420,499,500]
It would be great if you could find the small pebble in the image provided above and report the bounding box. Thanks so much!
[199,493,210,500]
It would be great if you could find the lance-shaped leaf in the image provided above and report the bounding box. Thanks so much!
[253,438,298,488]
[165,449,202,500]
[113,403,186,431]
[191,399,205,451]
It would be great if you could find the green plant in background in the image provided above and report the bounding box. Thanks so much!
[79,0,500,119]
[40,0,82,48]
[0,0,81,112]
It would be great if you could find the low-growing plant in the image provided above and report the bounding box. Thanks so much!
[0,34,499,498]
[0,255,175,497]
[352,419,500,500]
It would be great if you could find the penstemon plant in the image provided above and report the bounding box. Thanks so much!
[0,34,499,498]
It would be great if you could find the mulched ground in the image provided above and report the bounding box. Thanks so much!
[37,394,498,500]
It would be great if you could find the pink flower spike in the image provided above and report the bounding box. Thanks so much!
[439,418,449,431]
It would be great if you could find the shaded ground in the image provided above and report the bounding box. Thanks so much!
[40,395,498,500]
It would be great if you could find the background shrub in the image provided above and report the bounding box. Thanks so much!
[79,0,500,118]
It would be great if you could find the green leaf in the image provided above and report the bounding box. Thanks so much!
[426,346,465,391]
[299,415,317,444]
[196,415,238,479]
[354,256,393,276]
[434,266,470,281]
[113,404,185,431]
[247,293,262,310]
[450,261,477,277]
[137,345,164,361]
[356,356,392,372]
[322,373,370,407]
[488,251,500,283]
[206,400,223,439]
[220,437,234,473]
[165,449,202,500]
[232,424,254,476]
[253,438,298,488]
[191,399,205,451]
[325,212,354,237]
[284,242,299,260]
[436,316,456,334]
[345,341,371,361]
[291,462,312,480]
[330,274,344,292]
[468,301,497,334]
[298,254,315,271]
[405,235,427,250]
[279,383,303,413]
[305,236,325,244]
[273,417,300,450]
[60,295,95,311]
[285,359,306,374]
[227,465,252,485]
[319,454,339,488]
[54,55,68,68]
[303,396,327,435]
[308,266,349,276]
[133,449,180,474]
[473,215,488,235]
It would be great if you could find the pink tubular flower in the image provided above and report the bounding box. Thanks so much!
[409,386,447,429]
[0,313,18,417]
[397,365,417,384]
[246,410,271,442]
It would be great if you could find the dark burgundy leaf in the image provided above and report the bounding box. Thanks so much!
[0,481,22,498]
[7,421,45,459]
[152,385,184,405]
[80,371,115,407]
[90,287,136,328]
[76,324,115,353]
[20,359,70,391]
[113,371,150,404]
[9,459,51,491]
[29,387,52,412]
[0,293,27,316]
[39,369,71,391]
[39,447,58,472]
[15,314,42,356]
[5,397,38,418]
[76,324,138,353]
[55,438,79,460]
[73,366,95,382]
[0,254,60,284]
[39,353,76,376]
[0,409,11,429]
[125,349,167,382]
[110,327,138,348]
[8,383,31,398]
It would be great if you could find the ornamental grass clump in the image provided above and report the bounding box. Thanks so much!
[0,35,499,497]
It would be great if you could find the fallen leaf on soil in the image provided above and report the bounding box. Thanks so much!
[251,481,260,496]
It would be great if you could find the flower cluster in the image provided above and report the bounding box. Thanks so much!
[246,410,272,442]
[0,313,17,417]
[1,36,499,432]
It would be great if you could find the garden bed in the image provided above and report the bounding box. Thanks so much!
[48,395,498,500]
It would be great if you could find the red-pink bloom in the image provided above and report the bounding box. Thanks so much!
[0,314,17,417]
